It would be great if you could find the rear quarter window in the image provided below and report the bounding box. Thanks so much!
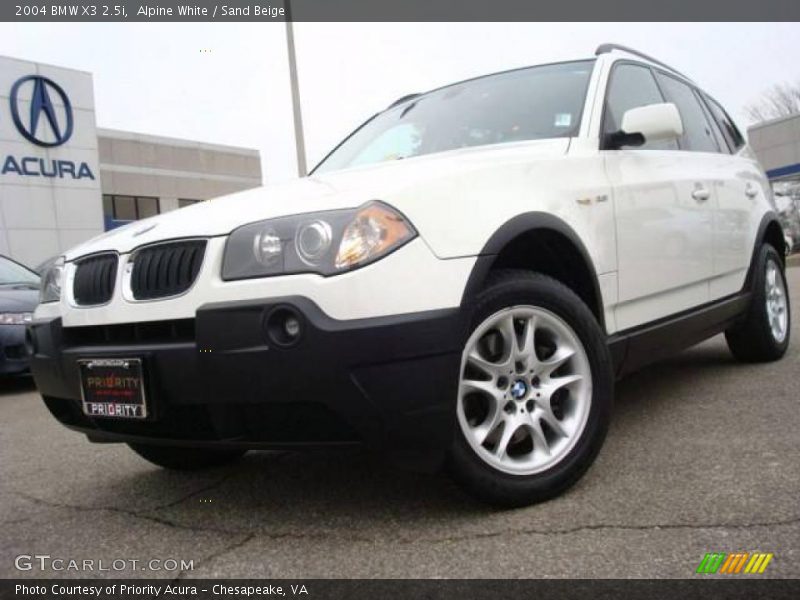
[703,94,746,151]
[654,72,720,153]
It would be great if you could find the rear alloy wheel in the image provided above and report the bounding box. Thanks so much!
[765,259,790,343]
[448,270,613,507]
[726,244,791,362]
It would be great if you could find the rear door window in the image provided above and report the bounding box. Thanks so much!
[654,72,720,153]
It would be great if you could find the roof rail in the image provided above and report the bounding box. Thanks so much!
[595,43,692,81]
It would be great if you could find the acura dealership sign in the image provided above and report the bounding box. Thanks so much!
[1,155,94,179]
[1,73,95,180]
[0,55,104,267]
[11,75,74,146]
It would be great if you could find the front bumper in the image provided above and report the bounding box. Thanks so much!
[0,324,30,375]
[29,298,466,471]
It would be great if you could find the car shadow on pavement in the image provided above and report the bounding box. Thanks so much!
[0,375,36,396]
[67,337,759,527]
[95,446,488,531]
[615,341,741,403]
[12,333,788,528]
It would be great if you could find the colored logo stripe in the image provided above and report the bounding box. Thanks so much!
[745,553,774,574]
[696,552,773,574]
[719,552,748,574]
[696,553,726,574]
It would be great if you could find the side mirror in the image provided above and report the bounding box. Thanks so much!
[606,103,684,149]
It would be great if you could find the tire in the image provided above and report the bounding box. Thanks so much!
[128,443,246,471]
[447,270,613,507]
[725,244,791,363]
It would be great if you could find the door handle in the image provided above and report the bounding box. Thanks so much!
[692,187,711,202]
[745,183,759,198]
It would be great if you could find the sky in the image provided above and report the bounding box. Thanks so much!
[0,22,797,184]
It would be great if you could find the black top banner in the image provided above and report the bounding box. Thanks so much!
[3,0,800,22]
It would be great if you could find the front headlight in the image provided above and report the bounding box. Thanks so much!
[39,257,65,303]
[0,312,33,325]
[222,201,416,280]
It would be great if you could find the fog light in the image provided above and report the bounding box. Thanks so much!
[284,316,301,338]
[265,306,303,347]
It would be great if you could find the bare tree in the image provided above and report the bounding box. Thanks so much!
[744,80,800,123]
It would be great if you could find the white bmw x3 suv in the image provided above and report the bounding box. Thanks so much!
[31,45,790,506]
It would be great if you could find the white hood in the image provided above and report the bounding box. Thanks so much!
[64,138,570,260]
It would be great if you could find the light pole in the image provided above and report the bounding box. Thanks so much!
[285,2,307,177]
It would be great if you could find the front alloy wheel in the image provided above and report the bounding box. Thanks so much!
[458,306,592,476]
[448,270,613,507]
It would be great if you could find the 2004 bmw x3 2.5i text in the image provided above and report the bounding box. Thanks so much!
[31,45,790,506]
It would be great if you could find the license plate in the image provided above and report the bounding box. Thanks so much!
[79,358,148,419]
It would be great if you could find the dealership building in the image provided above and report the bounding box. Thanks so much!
[748,113,800,192]
[0,55,262,269]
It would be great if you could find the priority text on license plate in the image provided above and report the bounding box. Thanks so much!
[79,358,148,419]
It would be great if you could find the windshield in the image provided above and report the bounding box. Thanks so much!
[314,60,594,174]
[0,256,40,286]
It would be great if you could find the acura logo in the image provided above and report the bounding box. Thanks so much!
[10,75,74,147]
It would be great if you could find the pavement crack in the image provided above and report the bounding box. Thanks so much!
[423,514,800,544]
[11,489,800,549]
[0,516,32,526]
[10,490,240,536]
[173,533,256,580]
[148,473,236,512]
[252,530,376,543]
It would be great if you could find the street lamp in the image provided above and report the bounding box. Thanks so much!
[285,1,307,177]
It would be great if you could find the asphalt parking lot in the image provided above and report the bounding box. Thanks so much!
[2,267,799,580]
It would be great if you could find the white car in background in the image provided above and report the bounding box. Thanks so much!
[31,44,790,506]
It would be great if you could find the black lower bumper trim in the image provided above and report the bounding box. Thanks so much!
[30,298,466,472]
